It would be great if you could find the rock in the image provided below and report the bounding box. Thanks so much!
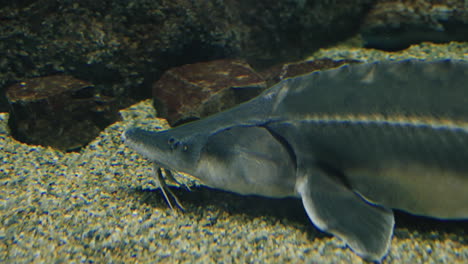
[361,0,468,50]
[6,75,121,151]
[260,59,362,87]
[231,0,373,67]
[153,59,266,126]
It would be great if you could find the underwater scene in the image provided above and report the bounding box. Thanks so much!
[1,1,468,263]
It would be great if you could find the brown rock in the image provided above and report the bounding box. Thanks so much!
[261,59,362,87]
[153,59,266,126]
[6,75,121,151]
[361,0,468,50]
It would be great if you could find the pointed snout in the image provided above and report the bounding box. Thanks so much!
[122,126,202,174]
[122,127,148,148]
[122,127,145,144]
[122,127,173,162]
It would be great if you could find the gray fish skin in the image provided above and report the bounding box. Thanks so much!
[123,59,468,262]
[267,59,468,219]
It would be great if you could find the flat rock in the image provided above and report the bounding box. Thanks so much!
[153,59,266,126]
[260,58,362,87]
[6,75,120,151]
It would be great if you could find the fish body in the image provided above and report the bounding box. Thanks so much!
[123,60,468,261]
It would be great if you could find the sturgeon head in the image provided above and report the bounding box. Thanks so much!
[123,87,297,198]
[123,120,297,198]
[123,123,209,175]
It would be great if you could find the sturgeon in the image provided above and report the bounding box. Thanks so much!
[123,59,468,262]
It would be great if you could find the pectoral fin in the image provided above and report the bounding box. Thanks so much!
[296,168,394,262]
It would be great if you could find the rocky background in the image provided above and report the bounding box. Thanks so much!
[0,0,371,101]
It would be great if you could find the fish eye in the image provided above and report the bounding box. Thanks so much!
[168,137,175,145]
